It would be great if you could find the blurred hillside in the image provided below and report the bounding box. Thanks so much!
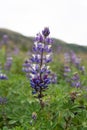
[0,28,87,53]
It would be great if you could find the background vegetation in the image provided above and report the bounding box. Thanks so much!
[0,29,87,130]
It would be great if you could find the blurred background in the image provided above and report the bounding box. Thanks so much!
[0,0,87,64]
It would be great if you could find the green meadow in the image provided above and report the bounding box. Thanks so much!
[0,29,87,130]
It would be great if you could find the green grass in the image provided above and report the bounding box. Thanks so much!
[0,50,87,130]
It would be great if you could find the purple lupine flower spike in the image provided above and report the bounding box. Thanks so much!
[71,72,81,88]
[0,97,7,105]
[70,51,81,68]
[4,56,13,71]
[64,52,70,63]
[2,35,9,45]
[0,63,8,80]
[79,66,85,74]
[23,27,56,101]
[63,65,71,82]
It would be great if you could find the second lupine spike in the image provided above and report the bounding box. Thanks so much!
[0,63,8,80]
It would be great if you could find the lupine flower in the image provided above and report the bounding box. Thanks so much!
[57,46,62,53]
[64,53,70,63]
[71,73,81,88]
[50,73,57,83]
[71,73,79,80]
[74,57,81,69]
[0,73,8,80]
[64,51,80,67]
[70,51,86,75]
[79,66,85,74]
[32,112,37,120]
[23,27,56,99]
[34,33,44,43]
[45,37,54,44]
[2,35,9,45]
[70,51,81,68]
[64,66,71,73]
[0,97,7,105]
[14,47,19,55]
[0,62,8,80]
[1,35,9,59]
[64,51,85,75]
[70,51,77,64]
[42,27,50,37]
[4,56,13,71]
[63,65,71,82]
